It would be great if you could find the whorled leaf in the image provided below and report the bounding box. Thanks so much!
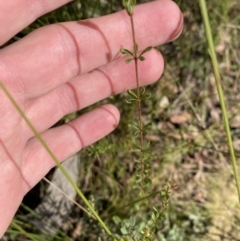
[139,46,153,57]
[122,0,136,15]
[125,58,134,64]
[127,89,138,98]
[120,48,134,57]
[138,56,145,61]
[139,87,151,100]
[128,123,142,137]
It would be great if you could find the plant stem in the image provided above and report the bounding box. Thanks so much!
[10,220,38,241]
[110,189,167,215]
[129,13,145,180]
[198,0,240,203]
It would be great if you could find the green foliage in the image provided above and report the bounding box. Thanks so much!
[110,183,172,241]
[122,0,136,15]
[125,88,151,104]
[120,46,153,64]
[138,46,153,61]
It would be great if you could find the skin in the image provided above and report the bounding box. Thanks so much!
[0,0,183,237]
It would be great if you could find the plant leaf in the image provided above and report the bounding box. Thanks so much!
[122,0,136,15]
[125,58,134,64]
[127,89,138,99]
[138,56,145,61]
[139,46,153,56]
[140,87,146,94]
[128,123,141,130]
[120,48,134,57]
[126,98,138,104]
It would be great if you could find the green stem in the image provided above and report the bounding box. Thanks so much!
[198,0,240,203]
[10,220,38,241]
[110,190,163,215]
[130,13,145,181]
[0,81,115,239]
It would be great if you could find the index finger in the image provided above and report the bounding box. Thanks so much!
[0,0,183,99]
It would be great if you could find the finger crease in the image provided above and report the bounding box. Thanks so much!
[66,122,84,150]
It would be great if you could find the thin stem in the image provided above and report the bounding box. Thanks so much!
[130,13,145,178]
[43,177,96,220]
[0,81,116,239]
[109,190,165,215]
[198,0,240,202]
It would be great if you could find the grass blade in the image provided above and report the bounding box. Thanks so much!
[198,0,240,203]
[0,81,115,239]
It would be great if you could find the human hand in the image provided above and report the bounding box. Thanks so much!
[0,0,183,237]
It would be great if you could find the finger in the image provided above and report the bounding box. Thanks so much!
[22,104,119,188]
[0,0,73,46]
[24,49,163,135]
[1,0,183,99]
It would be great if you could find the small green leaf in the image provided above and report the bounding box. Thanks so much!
[139,87,151,100]
[127,89,138,99]
[143,123,152,133]
[142,151,151,159]
[126,97,138,103]
[122,0,136,15]
[143,177,152,186]
[112,216,121,225]
[141,87,146,93]
[138,56,145,61]
[120,48,134,57]
[132,143,142,152]
[153,206,158,213]
[128,123,140,136]
[132,148,141,153]
[151,212,156,220]
[160,190,167,196]
[128,123,140,130]
[120,226,128,235]
[125,99,134,104]
[139,46,153,56]
[144,140,151,149]
[125,58,134,64]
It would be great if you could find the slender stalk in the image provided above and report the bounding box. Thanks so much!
[130,15,143,148]
[198,0,240,202]
[0,81,115,239]
[43,177,96,219]
[110,188,171,216]
[129,12,145,181]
